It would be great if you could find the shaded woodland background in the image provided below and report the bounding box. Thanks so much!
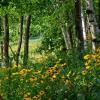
[0,0,100,100]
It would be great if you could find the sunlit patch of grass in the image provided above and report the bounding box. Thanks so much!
[9,37,57,64]
[10,38,42,52]
[9,38,47,63]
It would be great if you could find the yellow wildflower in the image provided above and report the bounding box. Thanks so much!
[24,92,31,98]
[46,69,52,74]
[50,74,56,81]
[12,72,19,75]
[54,64,58,67]
[61,63,66,67]
[97,59,100,63]
[19,69,27,75]
[35,70,41,74]
[96,48,100,52]
[82,70,87,75]
[84,54,89,59]
[52,74,56,78]
[85,62,89,66]
[91,54,96,59]
[86,66,90,69]
[49,67,55,71]
[27,69,32,73]
[39,90,45,96]
[87,60,91,65]
[50,77,56,81]
[32,96,38,99]
[23,97,31,100]
[55,69,61,74]
[32,95,40,99]
[29,76,37,81]
[42,74,48,78]
[67,71,72,77]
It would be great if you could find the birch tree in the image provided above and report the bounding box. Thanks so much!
[23,15,31,67]
[75,0,86,56]
[16,16,23,66]
[86,0,100,50]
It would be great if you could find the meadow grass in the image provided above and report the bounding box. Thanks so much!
[9,37,48,64]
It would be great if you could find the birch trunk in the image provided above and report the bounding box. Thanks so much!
[75,0,86,56]
[68,25,73,48]
[61,25,72,50]
[81,6,87,49]
[86,0,100,50]
[23,15,31,67]
[16,16,23,66]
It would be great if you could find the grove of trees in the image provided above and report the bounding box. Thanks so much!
[0,0,100,100]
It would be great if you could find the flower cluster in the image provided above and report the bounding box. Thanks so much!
[0,52,99,100]
[82,48,100,75]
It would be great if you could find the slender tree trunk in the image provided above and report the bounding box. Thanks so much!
[99,0,100,29]
[3,14,9,67]
[16,16,23,66]
[0,16,3,66]
[23,15,31,66]
[86,0,100,50]
[81,7,87,49]
[68,25,73,48]
[75,0,86,56]
[0,16,2,66]
[0,41,3,64]
[61,25,72,50]
[0,16,1,35]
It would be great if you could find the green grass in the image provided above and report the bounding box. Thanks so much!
[9,37,48,64]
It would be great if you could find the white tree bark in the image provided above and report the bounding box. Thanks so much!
[81,6,87,49]
[61,25,71,50]
[86,0,100,51]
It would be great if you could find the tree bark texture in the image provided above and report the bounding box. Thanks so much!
[0,16,3,66]
[23,15,31,66]
[68,25,73,48]
[16,16,23,66]
[0,41,3,63]
[75,0,85,55]
[86,0,100,50]
[3,14,9,67]
[99,0,100,29]
[61,25,72,50]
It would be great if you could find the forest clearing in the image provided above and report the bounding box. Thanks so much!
[0,0,100,100]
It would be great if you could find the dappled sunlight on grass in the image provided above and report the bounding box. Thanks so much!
[10,38,42,52]
[9,38,46,63]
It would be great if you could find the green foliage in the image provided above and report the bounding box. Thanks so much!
[0,0,100,99]
[0,50,100,100]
